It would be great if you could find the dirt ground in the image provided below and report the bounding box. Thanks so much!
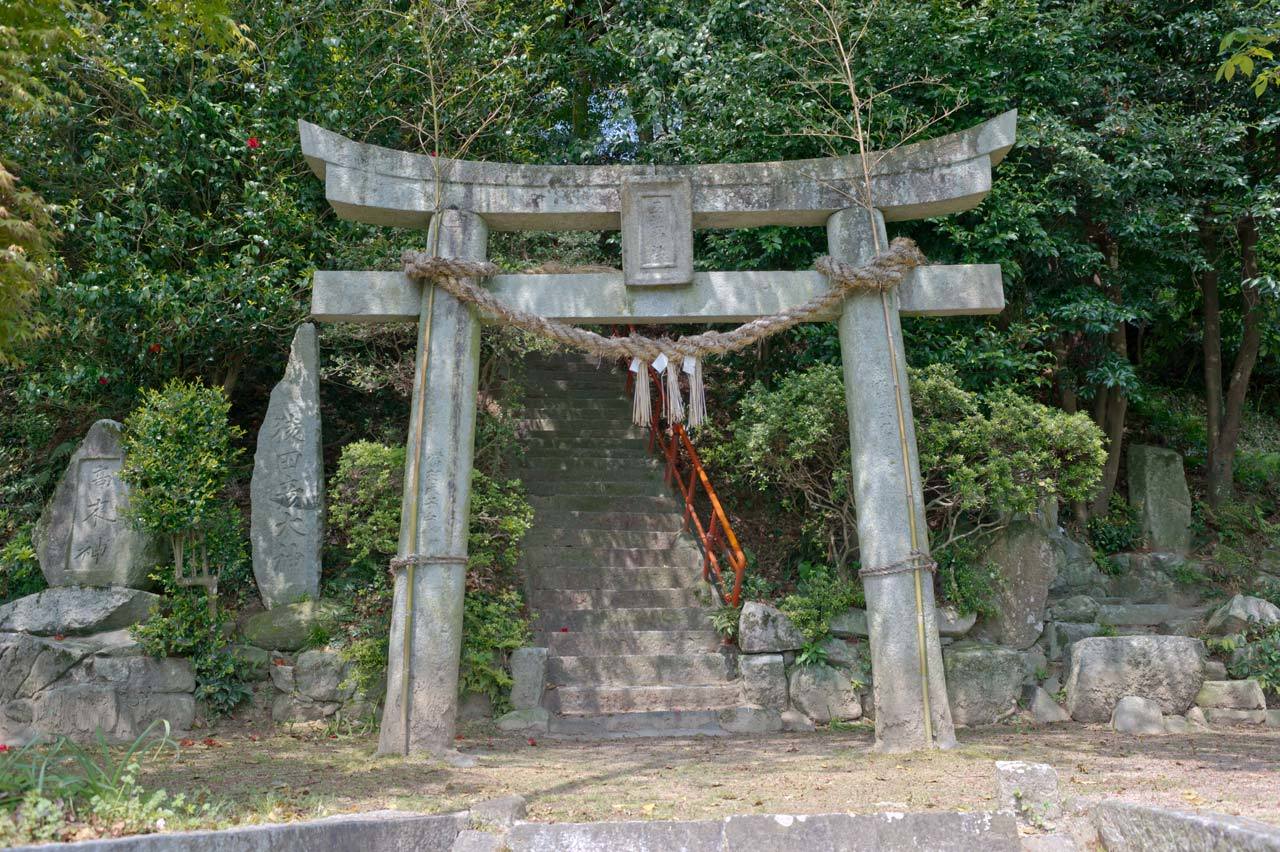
[139,720,1280,829]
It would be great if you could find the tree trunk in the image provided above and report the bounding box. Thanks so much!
[1199,222,1224,502]
[1207,215,1265,508]
[1089,237,1128,517]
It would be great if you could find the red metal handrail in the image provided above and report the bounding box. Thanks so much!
[621,351,747,607]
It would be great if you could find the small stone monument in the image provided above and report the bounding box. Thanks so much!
[1128,445,1192,553]
[33,419,162,588]
[251,324,324,609]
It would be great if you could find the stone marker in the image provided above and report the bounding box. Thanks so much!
[251,323,324,609]
[1127,445,1192,553]
[994,761,1062,823]
[979,521,1058,648]
[509,647,547,711]
[33,419,163,589]
[0,586,158,636]
[1065,636,1205,722]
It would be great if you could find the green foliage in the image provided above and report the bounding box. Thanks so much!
[711,605,740,641]
[0,722,212,845]
[467,470,535,592]
[1218,22,1280,96]
[794,640,830,668]
[1087,495,1141,554]
[778,562,863,644]
[460,589,531,714]
[325,441,406,590]
[121,379,244,600]
[131,574,249,716]
[1225,623,1280,698]
[340,636,387,699]
[0,524,44,604]
[934,541,1001,619]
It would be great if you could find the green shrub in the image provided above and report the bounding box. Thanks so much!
[778,561,863,644]
[934,541,1001,619]
[1087,494,1140,554]
[711,605,740,641]
[467,470,535,592]
[325,441,406,590]
[0,524,44,604]
[131,573,249,717]
[460,589,531,713]
[121,380,244,609]
[1224,622,1280,697]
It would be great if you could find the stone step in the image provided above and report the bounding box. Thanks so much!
[546,709,725,738]
[519,418,645,432]
[550,683,743,715]
[529,564,696,590]
[522,447,654,462]
[535,607,711,633]
[532,587,704,611]
[524,425,650,440]
[519,466,667,484]
[523,397,631,411]
[522,480,671,498]
[529,511,686,533]
[522,545,702,569]
[547,629,722,656]
[525,435,648,450]
[528,495,679,513]
[549,653,737,686]
[524,389,630,401]
[520,457,664,473]
[524,529,688,549]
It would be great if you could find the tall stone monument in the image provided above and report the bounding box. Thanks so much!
[34,419,162,588]
[298,110,1017,756]
[251,323,324,609]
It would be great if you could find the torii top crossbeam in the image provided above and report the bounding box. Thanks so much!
[299,111,1015,231]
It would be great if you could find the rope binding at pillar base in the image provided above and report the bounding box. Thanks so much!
[389,553,470,574]
[858,550,938,578]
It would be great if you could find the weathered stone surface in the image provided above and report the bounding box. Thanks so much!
[64,628,144,657]
[780,708,815,732]
[738,602,805,653]
[978,521,1058,648]
[994,761,1061,823]
[1196,679,1265,711]
[495,707,549,733]
[1049,595,1099,623]
[269,662,296,693]
[943,642,1024,726]
[1110,695,1166,735]
[33,419,163,589]
[1049,533,1106,596]
[820,637,864,671]
[937,606,977,638]
[295,649,354,703]
[718,705,782,733]
[1093,801,1280,852]
[510,647,547,711]
[233,644,271,681]
[271,693,340,722]
[829,608,869,638]
[1266,709,1280,728]
[458,691,492,721]
[1203,659,1228,680]
[1205,594,1280,635]
[508,819,726,852]
[620,176,693,287]
[787,664,861,723]
[740,653,787,711]
[1163,714,1190,734]
[1203,708,1266,725]
[1022,645,1048,685]
[251,324,324,610]
[90,655,194,693]
[470,794,527,829]
[1065,636,1205,723]
[242,600,335,650]
[0,586,158,636]
[1048,622,1103,664]
[0,632,87,701]
[716,812,1020,852]
[1185,706,1210,729]
[1127,445,1192,554]
[453,829,504,852]
[1030,687,1071,724]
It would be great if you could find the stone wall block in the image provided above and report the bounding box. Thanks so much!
[1065,636,1205,723]
[787,664,861,723]
[740,653,787,711]
[1127,445,1192,554]
[942,642,1024,726]
[510,647,548,711]
[738,602,805,653]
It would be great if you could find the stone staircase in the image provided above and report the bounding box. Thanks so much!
[518,354,741,736]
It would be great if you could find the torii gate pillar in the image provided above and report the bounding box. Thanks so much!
[378,210,486,761]
[831,208,956,751]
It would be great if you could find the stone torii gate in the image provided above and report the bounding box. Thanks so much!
[299,110,1017,758]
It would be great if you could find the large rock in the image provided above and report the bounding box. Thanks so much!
[1064,636,1205,723]
[32,419,163,589]
[787,664,861,723]
[943,642,1024,726]
[294,649,354,703]
[0,586,158,636]
[740,653,787,711]
[250,324,324,609]
[242,599,336,650]
[1204,594,1280,635]
[738,602,805,653]
[1128,445,1192,554]
[1030,687,1071,724]
[1048,531,1106,596]
[1195,679,1265,711]
[1110,695,1166,735]
[978,521,1058,648]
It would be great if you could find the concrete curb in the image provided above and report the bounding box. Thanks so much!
[11,810,469,852]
